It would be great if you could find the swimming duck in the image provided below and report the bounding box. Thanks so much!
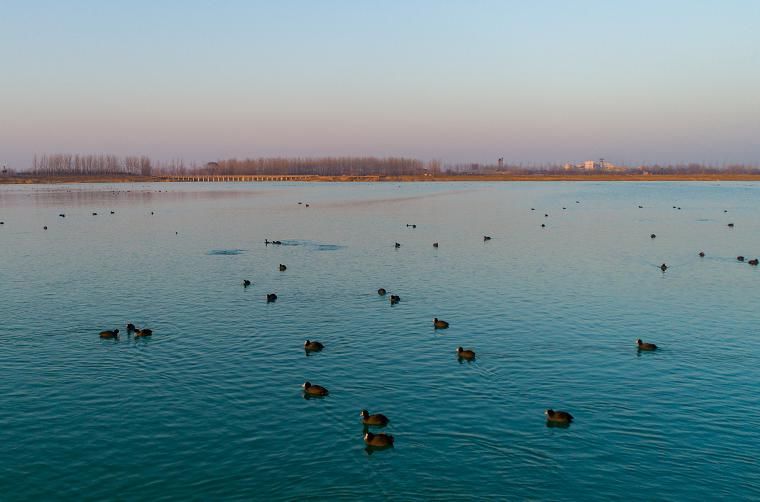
[243,279,251,287]
[660,263,668,271]
[483,236,491,241]
[541,224,545,228]
[110,211,115,214]
[394,242,401,248]
[92,212,98,216]
[638,205,643,209]
[389,295,400,305]
[433,242,439,247]
[361,410,390,426]
[364,431,394,447]
[636,339,657,351]
[650,234,656,239]
[126,323,136,333]
[304,340,324,351]
[59,214,65,217]
[302,381,328,396]
[377,288,387,296]
[135,328,152,337]
[737,256,745,262]
[457,347,475,360]
[279,264,287,271]
[43,226,47,230]
[545,409,574,424]
[433,318,449,329]
[698,251,705,257]
[728,223,734,228]
[749,259,759,266]
[99,329,119,339]
[267,293,278,302]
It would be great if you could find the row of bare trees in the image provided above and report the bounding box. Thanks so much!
[26,154,440,177]
[31,154,154,176]
[21,154,760,177]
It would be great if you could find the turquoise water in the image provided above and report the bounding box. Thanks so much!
[1,182,759,500]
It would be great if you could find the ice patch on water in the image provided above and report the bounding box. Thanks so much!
[207,249,246,255]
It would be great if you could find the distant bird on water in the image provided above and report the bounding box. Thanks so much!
[394,242,401,248]
[728,223,734,228]
[302,381,328,396]
[698,251,705,257]
[364,431,394,447]
[636,339,658,351]
[650,234,656,239]
[279,264,287,271]
[660,263,668,271]
[433,318,449,329]
[361,410,390,426]
[749,259,759,266]
[737,256,745,262]
[390,294,400,305]
[377,288,386,296]
[99,329,119,339]
[433,242,439,247]
[457,346,475,360]
[267,293,278,302]
[304,340,324,351]
[483,235,491,241]
[135,328,152,337]
[242,279,251,287]
[545,409,574,424]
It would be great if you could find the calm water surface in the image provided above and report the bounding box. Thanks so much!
[1,182,759,500]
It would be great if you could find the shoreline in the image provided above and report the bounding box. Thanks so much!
[3,173,760,185]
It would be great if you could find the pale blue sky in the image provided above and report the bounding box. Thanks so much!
[1,0,758,168]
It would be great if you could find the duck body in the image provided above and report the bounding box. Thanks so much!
[749,259,759,266]
[457,347,475,360]
[242,279,251,287]
[545,409,573,424]
[660,263,668,271]
[304,340,324,351]
[361,409,390,426]
[302,381,328,396]
[364,432,394,448]
[394,242,401,248]
[433,242,439,248]
[737,256,745,262]
[135,328,152,337]
[637,339,657,351]
[389,295,400,305]
[698,251,705,257]
[433,318,449,329]
[650,234,656,239]
[483,235,491,241]
[377,288,386,296]
[279,264,287,271]
[99,329,119,339]
[267,293,278,302]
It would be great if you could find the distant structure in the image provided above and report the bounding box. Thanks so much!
[563,158,622,171]
[498,157,504,169]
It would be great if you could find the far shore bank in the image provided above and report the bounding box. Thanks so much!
[3,173,760,185]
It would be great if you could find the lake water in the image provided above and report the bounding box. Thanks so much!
[1,181,759,500]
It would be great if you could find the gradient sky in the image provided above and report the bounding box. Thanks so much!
[1,0,759,168]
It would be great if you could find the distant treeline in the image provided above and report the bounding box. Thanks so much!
[26,154,441,177]
[30,154,155,176]
[15,153,760,177]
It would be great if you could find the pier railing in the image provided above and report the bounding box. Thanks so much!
[161,175,319,182]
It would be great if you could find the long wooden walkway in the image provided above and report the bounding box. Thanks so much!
[162,174,318,182]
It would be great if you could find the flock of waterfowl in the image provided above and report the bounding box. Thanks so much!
[3,191,752,452]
